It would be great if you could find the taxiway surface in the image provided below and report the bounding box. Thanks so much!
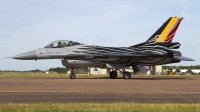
[0,76,200,103]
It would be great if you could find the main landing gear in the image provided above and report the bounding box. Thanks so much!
[109,70,131,79]
[70,68,76,79]
[123,71,131,79]
[109,71,117,79]
[69,68,131,79]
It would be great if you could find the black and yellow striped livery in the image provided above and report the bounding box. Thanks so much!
[146,17,183,43]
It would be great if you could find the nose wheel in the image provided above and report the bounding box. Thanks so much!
[70,68,76,79]
[109,71,117,79]
[70,73,76,79]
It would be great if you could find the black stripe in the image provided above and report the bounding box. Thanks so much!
[146,17,172,42]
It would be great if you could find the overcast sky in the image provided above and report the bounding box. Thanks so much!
[0,0,200,70]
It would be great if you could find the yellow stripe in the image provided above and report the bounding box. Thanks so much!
[156,17,179,42]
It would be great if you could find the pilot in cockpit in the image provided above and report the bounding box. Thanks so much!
[44,40,81,48]
[68,41,72,46]
[58,41,62,47]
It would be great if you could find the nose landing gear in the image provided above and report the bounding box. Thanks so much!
[70,68,76,79]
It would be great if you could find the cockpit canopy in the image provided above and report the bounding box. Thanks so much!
[44,40,82,48]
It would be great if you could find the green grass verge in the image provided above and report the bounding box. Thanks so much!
[0,73,68,77]
[0,73,200,78]
[0,103,200,112]
[0,73,108,77]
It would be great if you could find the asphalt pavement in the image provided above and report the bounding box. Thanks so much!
[0,76,200,103]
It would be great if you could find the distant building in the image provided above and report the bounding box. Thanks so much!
[171,69,200,74]
[191,69,200,74]
[163,68,200,75]
[153,65,162,74]
[89,67,108,74]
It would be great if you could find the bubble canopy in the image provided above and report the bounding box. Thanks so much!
[44,40,82,48]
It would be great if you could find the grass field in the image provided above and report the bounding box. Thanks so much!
[0,73,69,77]
[0,73,106,78]
[0,103,200,112]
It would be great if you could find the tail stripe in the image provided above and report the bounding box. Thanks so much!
[146,17,183,44]
[156,17,179,42]
[165,18,182,43]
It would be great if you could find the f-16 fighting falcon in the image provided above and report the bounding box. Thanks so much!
[12,17,194,79]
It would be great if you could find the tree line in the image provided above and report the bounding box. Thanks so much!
[1,67,69,74]
[1,69,42,73]
[49,67,69,74]
[163,65,200,75]
[163,65,200,70]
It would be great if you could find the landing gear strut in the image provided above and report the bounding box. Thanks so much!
[109,70,117,79]
[70,68,76,79]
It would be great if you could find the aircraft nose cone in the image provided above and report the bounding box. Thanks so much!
[12,50,36,60]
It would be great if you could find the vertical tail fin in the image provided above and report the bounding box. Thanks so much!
[146,17,183,43]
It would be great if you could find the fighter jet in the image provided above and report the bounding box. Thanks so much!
[12,17,194,79]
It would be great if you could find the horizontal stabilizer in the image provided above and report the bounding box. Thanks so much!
[175,56,194,61]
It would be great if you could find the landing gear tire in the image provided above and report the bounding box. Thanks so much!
[123,72,131,79]
[70,73,76,79]
[70,67,76,79]
[109,71,117,79]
